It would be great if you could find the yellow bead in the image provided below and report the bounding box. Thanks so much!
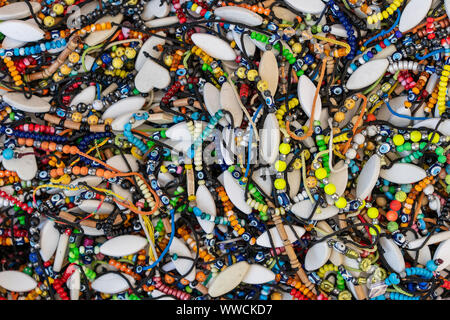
[164,55,173,66]
[292,43,302,53]
[377,12,383,21]
[305,176,317,188]
[392,134,404,146]
[324,183,336,195]
[72,112,82,122]
[53,3,64,15]
[247,69,258,81]
[112,57,124,69]
[428,132,440,144]
[314,167,327,180]
[68,52,80,64]
[115,47,125,57]
[335,197,347,209]
[43,16,55,27]
[191,3,198,11]
[125,47,136,59]
[369,224,381,236]
[367,16,374,24]
[274,178,286,190]
[410,130,422,142]
[293,159,302,169]
[87,115,98,125]
[236,67,247,79]
[60,64,71,75]
[64,0,75,5]
[274,160,287,172]
[257,80,269,92]
[395,191,407,202]
[279,143,290,154]
[367,207,379,219]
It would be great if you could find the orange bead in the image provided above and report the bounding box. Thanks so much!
[196,271,206,282]
[103,170,113,179]
[48,142,57,151]
[164,274,175,284]
[26,138,34,147]
[62,145,71,154]
[50,169,58,178]
[72,166,81,175]
[56,167,64,176]
[96,168,105,177]
[41,141,49,150]
[70,146,78,155]
[80,167,88,176]
[17,138,26,145]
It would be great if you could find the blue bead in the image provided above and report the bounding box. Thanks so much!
[2,148,14,160]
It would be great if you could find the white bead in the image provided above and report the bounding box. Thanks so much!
[423,184,434,195]
[345,148,357,159]
[353,133,366,145]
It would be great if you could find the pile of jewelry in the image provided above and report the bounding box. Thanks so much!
[0,0,448,301]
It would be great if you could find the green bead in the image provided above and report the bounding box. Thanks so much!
[435,146,444,155]
[250,32,256,39]
[202,63,208,71]
[404,142,412,151]
[397,145,404,152]
[387,221,398,232]
[420,142,427,150]
[296,70,304,77]
[9,112,14,120]
[438,155,446,163]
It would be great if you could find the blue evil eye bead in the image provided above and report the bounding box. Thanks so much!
[378,143,391,154]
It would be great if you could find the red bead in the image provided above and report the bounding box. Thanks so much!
[390,200,402,211]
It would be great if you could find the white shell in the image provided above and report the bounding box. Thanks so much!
[100,235,147,257]
[91,272,136,294]
[81,225,105,236]
[241,264,275,284]
[377,95,412,127]
[135,31,166,70]
[283,0,325,14]
[408,231,450,249]
[70,86,96,107]
[79,200,115,215]
[214,6,263,26]
[259,113,280,164]
[2,36,26,49]
[326,160,348,204]
[259,51,278,96]
[191,33,237,61]
[405,230,431,265]
[329,248,344,266]
[413,118,450,136]
[356,154,380,200]
[111,183,133,203]
[101,96,146,119]
[251,167,273,197]
[145,16,178,28]
[220,82,243,127]
[165,121,192,141]
[287,154,301,199]
[68,268,81,300]
[53,232,69,272]
[380,163,427,184]
[222,170,251,214]
[3,92,50,113]
[142,0,170,20]
[85,14,123,47]
[2,147,37,181]
[0,19,44,42]
[256,225,305,248]
[346,59,389,90]
[64,176,103,196]
[379,237,405,273]
[203,82,221,117]
[232,31,255,57]
[111,111,148,131]
[298,75,322,119]
[446,0,450,17]
[0,2,41,20]
[0,271,37,292]
[304,241,331,271]
[398,0,432,32]
[195,184,217,233]
[106,154,139,172]
[134,58,171,93]
[291,200,339,220]
[208,261,250,297]
[433,239,450,271]
[169,237,196,281]
[39,220,60,261]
